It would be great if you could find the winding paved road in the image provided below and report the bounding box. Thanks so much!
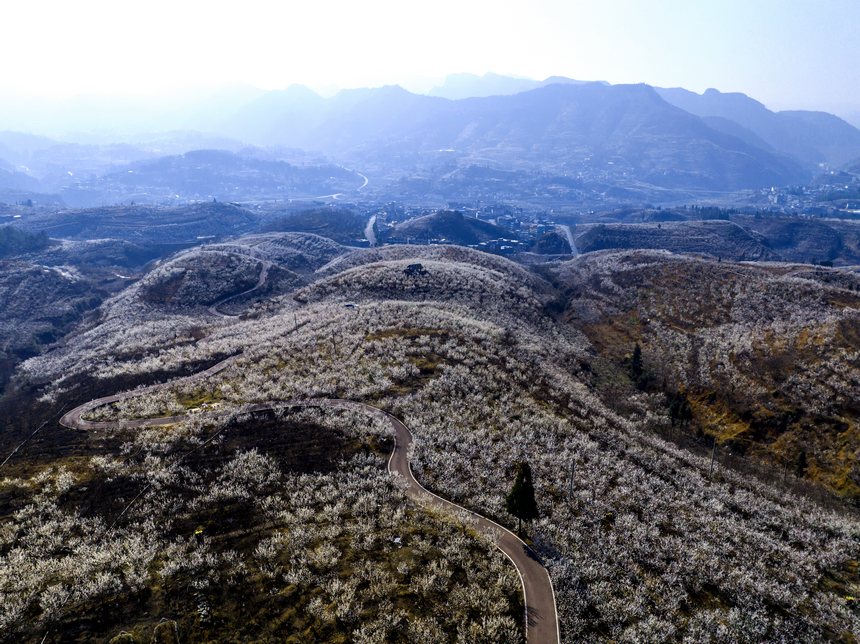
[59,367,560,643]
[356,171,369,191]
[59,356,240,430]
[208,261,271,318]
[374,403,560,644]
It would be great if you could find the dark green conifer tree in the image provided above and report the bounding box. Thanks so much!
[795,450,808,478]
[630,343,644,387]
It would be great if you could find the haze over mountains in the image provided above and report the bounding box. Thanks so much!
[1,73,860,206]
[656,86,860,168]
[4,0,860,637]
[427,72,596,100]
[2,54,860,641]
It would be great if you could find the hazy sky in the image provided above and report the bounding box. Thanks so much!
[3,0,859,115]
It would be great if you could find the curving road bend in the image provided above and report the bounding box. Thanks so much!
[59,356,240,430]
[208,261,271,318]
[354,401,560,644]
[60,389,560,643]
[356,171,369,191]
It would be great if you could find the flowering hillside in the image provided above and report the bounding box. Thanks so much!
[555,250,860,499]
[5,242,859,642]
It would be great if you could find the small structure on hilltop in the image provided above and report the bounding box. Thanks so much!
[404,263,429,277]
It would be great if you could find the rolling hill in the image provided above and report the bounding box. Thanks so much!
[387,210,515,245]
[575,220,776,260]
[7,239,857,642]
[554,250,860,498]
[60,149,364,205]
[21,201,259,243]
[263,207,370,245]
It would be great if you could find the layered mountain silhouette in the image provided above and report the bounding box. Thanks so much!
[220,82,811,191]
[3,75,860,197]
[656,87,860,169]
[427,72,594,100]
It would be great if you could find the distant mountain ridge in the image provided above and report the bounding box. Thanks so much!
[427,72,595,100]
[219,82,810,191]
[3,75,860,199]
[656,87,860,170]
